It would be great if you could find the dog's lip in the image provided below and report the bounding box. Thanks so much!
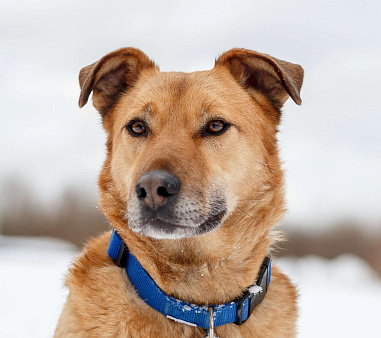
[145,209,226,230]
[144,217,197,229]
[148,217,190,229]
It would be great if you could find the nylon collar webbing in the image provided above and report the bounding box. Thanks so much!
[107,229,272,329]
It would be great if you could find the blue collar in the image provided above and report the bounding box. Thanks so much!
[107,229,271,329]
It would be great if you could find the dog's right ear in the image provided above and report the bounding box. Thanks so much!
[215,48,303,111]
[79,48,158,115]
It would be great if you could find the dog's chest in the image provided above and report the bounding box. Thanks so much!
[62,234,296,338]
[79,269,250,337]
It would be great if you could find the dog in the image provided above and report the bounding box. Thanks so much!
[55,47,303,337]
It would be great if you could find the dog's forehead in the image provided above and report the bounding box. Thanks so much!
[144,70,212,92]
[139,70,216,102]
[132,69,242,119]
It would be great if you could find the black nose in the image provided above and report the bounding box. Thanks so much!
[135,170,180,209]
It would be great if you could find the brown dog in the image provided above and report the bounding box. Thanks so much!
[55,47,303,337]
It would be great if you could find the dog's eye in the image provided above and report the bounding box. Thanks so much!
[209,121,224,133]
[203,120,229,136]
[127,120,147,136]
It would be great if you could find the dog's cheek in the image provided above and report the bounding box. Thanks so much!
[209,134,264,199]
[109,143,136,201]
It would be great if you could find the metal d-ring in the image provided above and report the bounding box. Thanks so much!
[206,307,219,337]
[209,307,214,337]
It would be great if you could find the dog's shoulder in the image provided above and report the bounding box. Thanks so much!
[59,232,132,335]
[57,232,139,336]
[66,231,128,299]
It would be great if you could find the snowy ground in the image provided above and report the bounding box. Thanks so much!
[1,236,380,337]
[278,256,381,337]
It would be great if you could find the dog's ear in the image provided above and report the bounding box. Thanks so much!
[215,48,304,110]
[79,48,158,115]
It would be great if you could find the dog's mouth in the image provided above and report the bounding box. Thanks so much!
[126,189,228,239]
[127,207,227,240]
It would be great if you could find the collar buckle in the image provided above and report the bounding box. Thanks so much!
[234,256,271,325]
[114,241,128,267]
[234,290,253,325]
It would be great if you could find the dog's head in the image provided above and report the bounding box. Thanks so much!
[79,48,303,240]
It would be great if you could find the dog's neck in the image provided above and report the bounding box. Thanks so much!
[113,209,278,305]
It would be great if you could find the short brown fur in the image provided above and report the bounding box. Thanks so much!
[55,47,303,337]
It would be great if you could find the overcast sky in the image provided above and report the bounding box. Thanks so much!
[1,0,380,229]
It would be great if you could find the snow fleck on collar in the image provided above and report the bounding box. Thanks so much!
[107,229,271,329]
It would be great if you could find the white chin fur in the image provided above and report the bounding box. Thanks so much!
[131,225,198,240]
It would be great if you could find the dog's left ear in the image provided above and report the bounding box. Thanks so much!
[215,48,304,110]
[78,48,158,115]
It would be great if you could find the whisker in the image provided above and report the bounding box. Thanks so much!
[236,205,257,221]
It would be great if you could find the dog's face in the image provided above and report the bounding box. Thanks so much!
[79,48,303,239]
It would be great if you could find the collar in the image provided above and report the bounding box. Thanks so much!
[107,229,271,329]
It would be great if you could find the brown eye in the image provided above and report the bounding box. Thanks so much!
[203,120,231,137]
[208,120,225,133]
[127,120,147,136]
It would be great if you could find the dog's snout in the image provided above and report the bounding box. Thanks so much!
[135,171,180,209]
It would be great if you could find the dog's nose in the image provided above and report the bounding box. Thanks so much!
[135,171,180,209]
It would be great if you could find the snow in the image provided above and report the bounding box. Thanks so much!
[248,285,262,294]
[0,236,78,338]
[278,256,381,337]
[1,236,381,337]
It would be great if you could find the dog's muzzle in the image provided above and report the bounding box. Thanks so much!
[126,170,227,239]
